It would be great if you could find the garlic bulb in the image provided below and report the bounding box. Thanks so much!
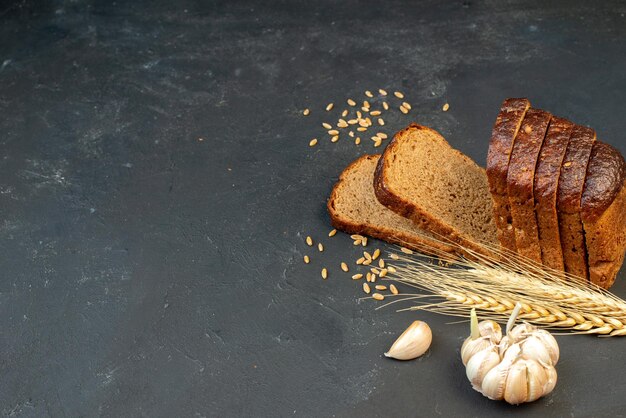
[461,306,559,405]
[385,320,432,360]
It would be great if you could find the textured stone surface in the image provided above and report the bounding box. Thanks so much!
[1,1,626,416]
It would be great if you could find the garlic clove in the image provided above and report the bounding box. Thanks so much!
[384,320,432,360]
[525,360,548,402]
[465,347,500,387]
[478,320,502,342]
[508,323,535,343]
[480,364,508,400]
[520,335,552,366]
[543,365,558,395]
[534,329,560,366]
[503,361,528,405]
[461,337,495,366]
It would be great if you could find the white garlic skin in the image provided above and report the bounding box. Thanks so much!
[384,321,432,360]
[462,319,559,405]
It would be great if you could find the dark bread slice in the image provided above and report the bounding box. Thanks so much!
[486,98,531,252]
[581,142,626,288]
[534,117,574,270]
[373,124,497,256]
[506,108,551,262]
[557,125,596,280]
[327,154,455,255]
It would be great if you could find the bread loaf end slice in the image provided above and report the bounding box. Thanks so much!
[557,125,596,280]
[507,109,551,263]
[534,117,574,270]
[486,98,531,252]
[327,154,455,255]
[581,142,626,289]
[374,124,497,256]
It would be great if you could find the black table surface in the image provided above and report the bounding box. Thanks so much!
[2,1,626,416]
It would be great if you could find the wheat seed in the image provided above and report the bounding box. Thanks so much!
[347,99,356,106]
[357,127,367,132]
[362,237,368,246]
[328,229,337,237]
[387,266,397,273]
[394,91,404,99]
[356,257,365,265]
[309,139,318,147]
[378,259,385,268]
[375,285,387,291]
[372,293,385,301]
[341,262,349,272]
[363,259,372,266]
[321,268,328,279]
[318,243,324,252]
[370,110,382,116]
[390,284,399,295]
[306,236,313,246]
[322,122,332,129]
[303,108,310,116]
[363,283,371,294]
[364,251,372,261]
[390,253,399,260]
[304,255,310,264]
[326,103,334,111]
[352,273,363,280]
[402,102,412,110]
[365,90,373,98]
[348,131,354,137]
[372,249,381,260]
[382,101,389,110]
[331,136,339,143]
[400,247,413,254]
[378,133,387,139]
[355,137,361,145]
[442,103,450,112]
[400,106,409,114]
[379,268,388,278]
[379,88,388,96]
[328,129,339,136]
[378,118,385,126]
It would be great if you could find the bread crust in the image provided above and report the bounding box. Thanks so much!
[534,117,574,270]
[557,125,596,279]
[373,124,496,258]
[507,108,551,262]
[486,98,531,251]
[327,154,456,256]
[581,142,626,288]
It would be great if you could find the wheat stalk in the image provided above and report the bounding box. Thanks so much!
[378,235,626,337]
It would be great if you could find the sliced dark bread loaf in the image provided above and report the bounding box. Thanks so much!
[486,98,531,252]
[534,117,574,270]
[506,109,551,262]
[373,124,497,256]
[581,142,626,288]
[557,125,596,280]
[327,154,455,255]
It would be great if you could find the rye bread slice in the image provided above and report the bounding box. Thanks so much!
[534,117,574,270]
[581,142,626,288]
[327,154,455,255]
[486,98,531,252]
[557,125,596,280]
[373,124,497,256]
[506,108,551,263]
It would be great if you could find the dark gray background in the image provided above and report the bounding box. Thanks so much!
[1,0,626,416]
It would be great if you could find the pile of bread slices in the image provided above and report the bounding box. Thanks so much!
[328,98,626,289]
